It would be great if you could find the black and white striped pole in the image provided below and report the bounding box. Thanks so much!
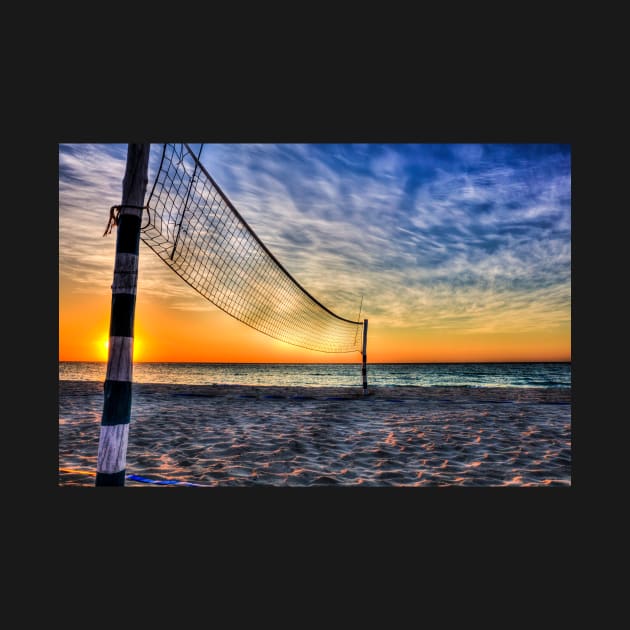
[96,144,150,486]
[362,318,368,395]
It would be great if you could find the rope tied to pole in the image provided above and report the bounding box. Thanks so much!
[103,204,148,236]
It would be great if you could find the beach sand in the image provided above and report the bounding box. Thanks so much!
[59,381,571,487]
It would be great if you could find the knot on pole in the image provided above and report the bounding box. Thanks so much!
[103,204,147,236]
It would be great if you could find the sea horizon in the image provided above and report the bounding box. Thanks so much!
[59,361,571,389]
[59,359,571,365]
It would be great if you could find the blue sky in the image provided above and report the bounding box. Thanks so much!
[59,143,571,360]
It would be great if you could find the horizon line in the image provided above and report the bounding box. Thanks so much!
[59,359,572,365]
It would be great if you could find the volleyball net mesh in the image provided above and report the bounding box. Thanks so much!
[140,143,363,353]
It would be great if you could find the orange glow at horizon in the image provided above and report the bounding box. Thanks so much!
[60,289,571,363]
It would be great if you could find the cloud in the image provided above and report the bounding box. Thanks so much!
[58,144,205,311]
[59,143,571,335]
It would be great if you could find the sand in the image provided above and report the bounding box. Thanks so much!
[58,381,571,487]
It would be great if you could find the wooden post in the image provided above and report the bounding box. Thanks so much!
[362,318,368,395]
[95,144,150,486]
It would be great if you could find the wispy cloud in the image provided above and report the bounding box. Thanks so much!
[59,143,571,334]
[59,143,207,310]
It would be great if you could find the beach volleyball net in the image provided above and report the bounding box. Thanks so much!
[141,143,363,353]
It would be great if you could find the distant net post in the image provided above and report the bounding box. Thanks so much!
[362,319,368,394]
[95,143,150,486]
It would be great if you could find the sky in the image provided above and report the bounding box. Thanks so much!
[59,143,571,363]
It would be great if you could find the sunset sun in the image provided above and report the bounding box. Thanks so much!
[97,337,142,362]
[97,337,109,362]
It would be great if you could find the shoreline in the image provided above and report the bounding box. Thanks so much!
[59,380,571,402]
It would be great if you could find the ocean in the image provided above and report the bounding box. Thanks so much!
[59,361,571,388]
